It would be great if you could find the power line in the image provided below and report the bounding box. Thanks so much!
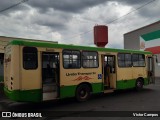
[108,0,156,24]
[0,0,28,14]
[66,0,156,40]
[66,29,92,40]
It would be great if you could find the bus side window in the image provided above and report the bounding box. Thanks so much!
[63,50,81,69]
[82,51,99,68]
[23,47,38,69]
[132,54,145,67]
[118,53,132,67]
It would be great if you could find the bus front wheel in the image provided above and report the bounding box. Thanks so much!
[136,79,143,91]
[76,84,91,102]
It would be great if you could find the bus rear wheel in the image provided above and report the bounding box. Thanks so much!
[135,79,143,91]
[76,84,91,102]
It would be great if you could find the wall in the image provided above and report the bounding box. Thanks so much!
[124,21,160,50]
[124,20,160,77]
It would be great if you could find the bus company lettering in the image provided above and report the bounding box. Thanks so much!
[66,73,77,76]
[66,72,96,76]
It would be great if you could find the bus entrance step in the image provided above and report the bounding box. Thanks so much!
[43,92,58,101]
[104,89,114,94]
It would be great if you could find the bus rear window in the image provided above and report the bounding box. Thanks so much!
[23,47,38,69]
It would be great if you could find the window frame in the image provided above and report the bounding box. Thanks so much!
[23,47,38,70]
[118,53,132,68]
[82,51,99,68]
[62,49,81,69]
[132,53,145,67]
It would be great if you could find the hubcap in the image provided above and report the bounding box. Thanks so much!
[137,81,142,87]
[80,89,87,98]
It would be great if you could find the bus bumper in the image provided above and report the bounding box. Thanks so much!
[4,87,42,102]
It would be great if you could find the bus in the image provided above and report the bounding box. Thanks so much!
[4,40,155,102]
[0,53,4,83]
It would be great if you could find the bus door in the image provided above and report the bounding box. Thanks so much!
[103,55,116,90]
[147,57,155,84]
[42,52,60,101]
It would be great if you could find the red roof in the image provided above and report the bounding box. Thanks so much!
[145,46,160,54]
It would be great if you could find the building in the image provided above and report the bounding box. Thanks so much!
[0,36,58,83]
[124,20,160,77]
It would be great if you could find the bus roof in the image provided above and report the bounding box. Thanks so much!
[9,39,152,54]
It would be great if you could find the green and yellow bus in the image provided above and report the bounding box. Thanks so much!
[4,40,155,102]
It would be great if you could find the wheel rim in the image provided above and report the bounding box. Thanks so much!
[79,89,88,99]
[137,81,142,88]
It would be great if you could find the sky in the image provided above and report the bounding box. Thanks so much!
[0,0,159,48]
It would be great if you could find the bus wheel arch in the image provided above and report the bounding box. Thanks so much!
[135,77,144,91]
[75,82,92,102]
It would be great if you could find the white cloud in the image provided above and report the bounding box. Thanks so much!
[52,32,62,42]
[0,0,159,49]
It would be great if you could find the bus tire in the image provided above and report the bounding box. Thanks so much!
[76,84,91,102]
[135,78,143,91]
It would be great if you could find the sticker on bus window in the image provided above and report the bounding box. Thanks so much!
[98,74,102,79]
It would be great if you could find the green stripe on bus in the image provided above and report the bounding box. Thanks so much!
[116,78,149,89]
[60,85,77,98]
[60,82,103,99]
[9,40,152,54]
[4,78,149,102]
[141,30,160,41]
[92,82,103,93]
[4,83,103,101]
[4,87,42,102]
